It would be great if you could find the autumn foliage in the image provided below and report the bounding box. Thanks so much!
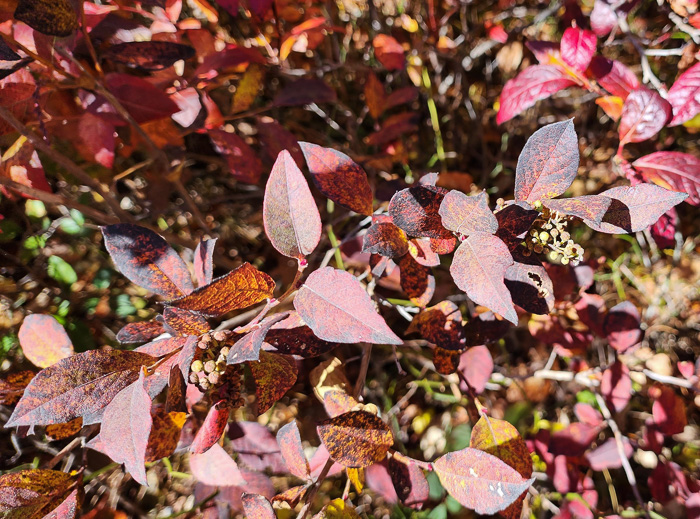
[0,1,699,518]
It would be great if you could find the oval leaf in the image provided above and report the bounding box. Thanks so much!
[18,314,74,369]
[560,27,597,72]
[294,267,402,345]
[264,150,322,259]
[667,61,700,126]
[190,443,247,487]
[439,190,498,235]
[277,421,311,480]
[633,151,700,205]
[190,400,230,454]
[317,411,394,468]
[250,351,298,414]
[241,493,275,519]
[14,0,78,37]
[388,185,453,240]
[619,88,671,144]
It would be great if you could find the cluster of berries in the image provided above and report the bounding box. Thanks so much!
[524,208,584,266]
[189,331,243,406]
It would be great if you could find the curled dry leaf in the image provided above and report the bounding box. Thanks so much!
[167,263,274,317]
[450,233,518,325]
[317,410,394,468]
[6,350,156,427]
[294,267,402,345]
[194,238,217,287]
[433,447,534,515]
[102,224,193,299]
[299,142,373,215]
[439,190,498,235]
[264,150,322,260]
[18,314,74,369]
[277,421,311,480]
[515,119,579,204]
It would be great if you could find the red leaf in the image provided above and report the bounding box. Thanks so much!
[273,78,337,107]
[398,253,435,307]
[407,301,465,350]
[6,350,155,427]
[104,73,179,124]
[588,57,639,99]
[450,233,517,325]
[0,469,81,518]
[101,41,195,71]
[167,262,275,317]
[525,41,561,63]
[543,195,612,224]
[256,117,305,167]
[0,69,35,137]
[162,307,210,337]
[583,183,688,233]
[433,447,534,515]
[386,457,429,509]
[241,493,275,519]
[496,65,577,124]
[294,267,402,345]
[549,423,602,456]
[604,301,641,352]
[388,185,453,240]
[505,258,555,315]
[407,238,441,267]
[194,238,217,286]
[102,224,193,299]
[190,443,247,486]
[228,312,288,364]
[586,437,633,471]
[633,151,700,205]
[299,142,373,215]
[373,34,405,70]
[263,150,322,260]
[515,119,579,204]
[560,27,596,72]
[317,410,394,468]
[277,421,311,480]
[250,351,297,414]
[190,400,230,454]
[97,369,152,485]
[458,346,494,394]
[574,403,603,426]
[229,421,286,473]
[590,0,617,36]
[76,112,115,168]
[209,129,263,184]
[495,203,539,249]
[619,88,671,145]
[601,361,631,413]
[667,61,700,126]
[651,385,688,435]
[18,314,74,369]
[439,190,498,235]
[117,320,164,344]
[363,221,409,258]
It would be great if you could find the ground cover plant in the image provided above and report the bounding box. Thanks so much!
[0,0,699,518]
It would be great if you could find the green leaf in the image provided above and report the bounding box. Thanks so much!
[47,256,78,285]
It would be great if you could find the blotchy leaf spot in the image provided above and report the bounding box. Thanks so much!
[117,320,164,345]
[190,443,247,487]
[583,184,688,233]
[14,0,78,37]
[162,307,210,337]
[433,347,461,375]
[0,371,34,405]
[18,314,74,368]
[98,369,152,485]
[619,88,671,144]
[434,447,534,515]
[363,221,409,258]
[497,65,577,124]
[168,263,275,317]
[250,351,297,414]
[294,267,402,345]
[277,421,311,480]
[101,41,195,70]
[398,254,435,308]
[241,493,275,519]
[450,233,517,325]
[145,406,185,462]
[102,224,193,299]
[194,238,217,287]
[407,301,464,350]
[439,190,498,236]
[0,469,80,518]
[515,119,579,204]
[6,350,156,427]
[190,400,230,454]
[667,61,700,126]
[543,195,611,224]
[299,142,373,215]
[389,185,453,240]
[264,150,322,260]
[317,411,394,468]
[633,151,700,205]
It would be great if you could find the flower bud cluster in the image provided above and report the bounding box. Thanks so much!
[524,209,584,266]
[189,331,243,406]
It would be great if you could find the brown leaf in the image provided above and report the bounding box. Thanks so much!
[14,0,77,37]
[363,221,409,258]
[364,71,386,119]
[265,317,339,358]
[102,224,193,299]
[116,320,164,345]
[317,411,393,468]
[190,400,230,454]
[101,41,195,70]
[398,253,435,307]
[0,469,81,518]
[232,64,264,113]
[7,350,156,427]
[433,448,534,515]
[389,185,453,240]
[433,347,461,375]
[18,314,74,369]
[408,301,464,350]
[167,263,275,317]
[250,351,298,414]
[264,150,322,260]
[277,421,311,480]
[294,267,402,345]
[162,307,210,337]
[0,370,34,405]
[45,418,82,441]
[145,406,186,461]
[299,142,373,215]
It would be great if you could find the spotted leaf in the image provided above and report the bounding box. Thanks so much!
[317,411,393,468]
[439,190,498,235]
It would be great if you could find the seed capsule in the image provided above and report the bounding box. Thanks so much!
[561,257,570,265]
[539,231,550,243]
[534,244,544,254]
[200,378,211,390]
[213,331,228,342]
[208,372,221,385]
[189,372,199,384]
[560,231,570,241]
[191,360,204,373]
[204,360,217,373]
[220,346,230,357]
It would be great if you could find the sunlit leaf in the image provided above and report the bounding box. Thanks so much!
[362,221,409,258]
[633,151,700,205]
[194,238,217,287]
[277,421,311,480]
[241,493,275,519]
[619,88,671,144]
[667,61,700,126]
[560,27,596,72]
[439,190,498,235]
[190,400,230,454]
[389,185,453,240]
[250,351,297,414]
[317,411,393,468]
[0,469,81,518]
[18,314,74,369]
[190,443,247,486]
